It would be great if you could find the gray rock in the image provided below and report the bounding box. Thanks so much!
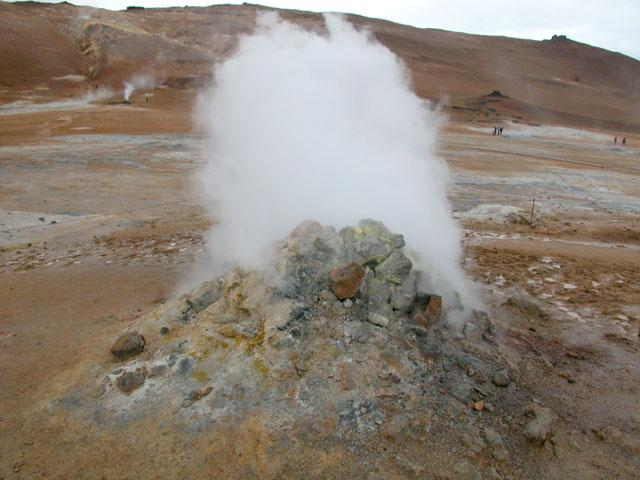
[394,454,423,477]
[524,402,556,446]
[492,370,511,387]
[390,270,419,312]
[277,220,344,295]
[381,415,409,440]
[453,460,481,480]
[188,278,223,312]
[116,370,145,394]
[406,325,429,337]
[375,250,412,285]
[463,322,482,343]
[484,427,503,447]
[505,295,549,320]
[487,467,503,480]
[492,446,508,462]
[182,385,213,407]
[176,357,193,375]
[358,218,393,240]
[450,382,473,403]
[111,331,145,360]
[352,237,391,267]
[485,428,508,461]
[471,310,496,334]
[368,312,390,328]
[160,295,196,324]
[363,273,391,310]
[148,364,168,378]
[390,234,406,249]
[461,432,486,456]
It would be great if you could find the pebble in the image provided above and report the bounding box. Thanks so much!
[453,460,481,480]
[367,312,390,328]
[116,370,146,394]
[492,370,511,387]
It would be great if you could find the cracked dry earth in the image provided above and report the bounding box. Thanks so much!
[1,126,639,479]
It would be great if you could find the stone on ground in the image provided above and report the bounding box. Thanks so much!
[111,331,145,360]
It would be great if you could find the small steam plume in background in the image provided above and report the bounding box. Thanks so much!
[195,13,480,319]
[123,73,156,102]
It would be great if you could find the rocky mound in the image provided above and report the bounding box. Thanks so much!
[67,220,555,478]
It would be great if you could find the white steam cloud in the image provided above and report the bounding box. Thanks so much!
[123,74,155,102]
[196,13,479,316]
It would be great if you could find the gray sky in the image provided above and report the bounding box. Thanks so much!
[26,0,640,59]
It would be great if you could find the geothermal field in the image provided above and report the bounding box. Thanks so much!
[1,2,639,479]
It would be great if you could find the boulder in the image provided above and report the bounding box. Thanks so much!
[277,220,344,295]
[111,331,145,360]
[329,263,365,300]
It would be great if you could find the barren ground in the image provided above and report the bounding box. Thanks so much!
[1,3,639,476]
[0,92,638,479]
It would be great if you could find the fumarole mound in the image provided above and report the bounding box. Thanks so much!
[67,220,554,478]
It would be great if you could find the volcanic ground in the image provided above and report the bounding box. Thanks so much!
[1,2,639,479]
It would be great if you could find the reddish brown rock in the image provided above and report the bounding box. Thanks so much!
[414,313,429,329]
[423,294,442,322]
[414,294,442,328]
[111,331,145,360]
[329,263,365,300]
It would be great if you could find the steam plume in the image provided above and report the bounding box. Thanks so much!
[123,73,155,102]
[196,13,479,317]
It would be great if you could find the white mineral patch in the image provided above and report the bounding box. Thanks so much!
[459,204,522,221]
[52,74,87,82]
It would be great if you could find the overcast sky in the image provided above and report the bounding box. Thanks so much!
[28,0,640,59]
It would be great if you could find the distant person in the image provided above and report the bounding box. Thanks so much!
[493,126,497,135]
[622,137,626,146]
[499,126,504,136]
[614,136,617,144]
